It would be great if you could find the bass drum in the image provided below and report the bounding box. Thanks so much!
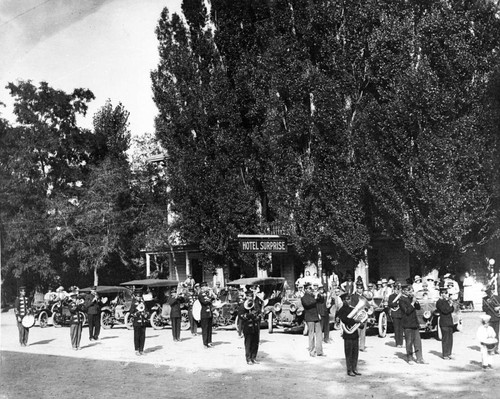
[21,314,35,328]
[192,299,202,322]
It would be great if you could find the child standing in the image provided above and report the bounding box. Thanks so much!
[476,315,497,370]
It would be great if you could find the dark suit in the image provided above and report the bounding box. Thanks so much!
[85,293,101,340]
[388,292,403,346]
[337,302,359,374]
[238,300,261,362]
[198,291,213,346]
[168,294,184,341]
[436,297,454,358]
[130,298,147,353]
[400,294,423,362]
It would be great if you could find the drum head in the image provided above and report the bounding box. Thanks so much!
[22,314,35,328]
[192,299,201,322]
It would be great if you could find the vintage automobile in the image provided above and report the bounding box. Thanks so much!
[226,277,285,333]
[211,286,242,329]
[364,296,392,338]
[80,286,133,329]
[414,292,463,340]
[51,297,87,327]
[29,297,54,328]
[120,279,190,331]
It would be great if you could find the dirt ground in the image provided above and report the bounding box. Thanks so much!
[1,309,499,399]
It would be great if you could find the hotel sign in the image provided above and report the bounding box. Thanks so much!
[238,235,288,253]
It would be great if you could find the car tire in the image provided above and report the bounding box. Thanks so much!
[101,310,113,329]
[150,311,164,330]
[181,309,190,331]
[53,312,62,328]
[79,311,87,327]
[38,311,48,328]
[378,312,387,338]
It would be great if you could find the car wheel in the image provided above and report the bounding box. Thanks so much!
[150,311,164,330]
[79,312,87,326]
[101,310,113,329]
[53,312,62,328]
[268,312,274,334]
[181,309,190,331]
[124,312,134,330]
[38,311,48,328]
[378,312,387,338]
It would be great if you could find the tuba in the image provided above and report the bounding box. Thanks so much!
[347,296,371,323]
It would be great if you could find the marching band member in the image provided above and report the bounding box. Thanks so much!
[337,293,361,377]
[84,286,102,341]
[400,285,425,364]
[435,287,455,359]
[168,287,185,342]
[68,286,84,350]
[130,288,147,355]
[388,283,403,348]
[301,282,325,357]
[238,290,262,365]
[350,282,367,352]
[198,282,214,348]
[14,286,31,347]
[319,284,332,344]
[482,286,500,354]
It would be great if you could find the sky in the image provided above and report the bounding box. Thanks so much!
[0,0,182,136]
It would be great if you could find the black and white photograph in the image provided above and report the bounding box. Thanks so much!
[1,1,500,398]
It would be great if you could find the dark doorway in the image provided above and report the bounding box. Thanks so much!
[190,258,203,284]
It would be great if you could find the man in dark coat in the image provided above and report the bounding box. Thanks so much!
[14,286,31,346]
[337,294,361,377]
[198,283,214,348]
[482,287,500,354]
[301,282,324,357]
[85,287,102,341]
[435,287,455,359]
[317,284,332,343]
[400,285,425,364]
[388,283,403,348]
[130,288,148,355]
[238,290,262,365]
[168,288,185,342]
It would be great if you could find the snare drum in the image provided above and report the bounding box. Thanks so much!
[21,314,35,328]
[482,337,498,350]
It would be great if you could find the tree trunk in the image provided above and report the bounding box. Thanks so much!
[94,265,99,287]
